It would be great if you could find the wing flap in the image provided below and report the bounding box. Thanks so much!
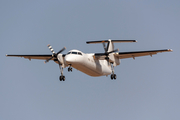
[114,49,172,59]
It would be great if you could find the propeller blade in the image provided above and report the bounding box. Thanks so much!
[45,45,66,64]
[95,49,119,56]
[44,56,53,63]
[57,47,66,55]
[102,42,107,53]
[47,44,55,54]
[108,49,119,54]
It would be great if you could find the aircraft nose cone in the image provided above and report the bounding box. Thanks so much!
[65,56,75,64]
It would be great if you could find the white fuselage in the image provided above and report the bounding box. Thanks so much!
[58,50,112,77]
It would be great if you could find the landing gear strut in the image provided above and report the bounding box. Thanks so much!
[59,64,65,81]
[110,63,117,80]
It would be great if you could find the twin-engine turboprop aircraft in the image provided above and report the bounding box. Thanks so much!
[6,39,172,81]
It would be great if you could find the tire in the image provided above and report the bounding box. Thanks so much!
[59,76,62,81]
[63,76,65,81]
[114,74,117,80]
[111,74,114,80]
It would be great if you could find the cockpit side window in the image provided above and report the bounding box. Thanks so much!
[78,52,82,55]
[67,52,71,55]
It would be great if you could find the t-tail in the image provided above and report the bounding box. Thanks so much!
[86,39,137,66]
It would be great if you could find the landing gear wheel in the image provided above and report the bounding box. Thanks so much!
[59,76,62,81]
[59,75,65,81]
[111,74,114,80]
[110,74,117,80]
[68,67,72,72]
[114,74,117,80]
[62,76,65,81]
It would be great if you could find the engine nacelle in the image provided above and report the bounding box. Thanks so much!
[108,53,120,67]
[113,56,120,67]
[56,54,67,68]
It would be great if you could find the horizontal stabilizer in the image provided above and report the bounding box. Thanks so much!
[86,40,137,44]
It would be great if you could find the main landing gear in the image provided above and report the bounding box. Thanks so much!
[111,74,117,80]
[58,65,73,81]
[59,75,65,81]
[59,64,65,81]
[110,63,117,80]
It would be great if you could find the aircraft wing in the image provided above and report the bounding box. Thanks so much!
[6,54,53,61]
[114,49,173,59]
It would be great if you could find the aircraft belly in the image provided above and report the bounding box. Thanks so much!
[72,64,102,77]
[66,54,111,77]
[71,59,111,77]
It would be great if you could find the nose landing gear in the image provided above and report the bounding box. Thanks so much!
[68,65,73,72]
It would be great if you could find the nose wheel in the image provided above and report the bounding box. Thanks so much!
[68,65,73,72]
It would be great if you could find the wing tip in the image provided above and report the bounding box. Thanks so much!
[168,49,173,52]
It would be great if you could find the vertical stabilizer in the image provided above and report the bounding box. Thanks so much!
[107,39,115,64]
[107,39,114,52]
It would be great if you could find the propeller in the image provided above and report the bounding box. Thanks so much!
[103,42,107,53]
[95,49,119,59]
[44,44,66,63]
[95,42,119,63]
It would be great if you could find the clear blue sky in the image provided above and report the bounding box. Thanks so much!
[1,0,179,120]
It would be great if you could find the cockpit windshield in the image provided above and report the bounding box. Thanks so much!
[72,52,77,54]
[67,51,82,55]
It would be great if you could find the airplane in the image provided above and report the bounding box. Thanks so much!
[6,39,173,81]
